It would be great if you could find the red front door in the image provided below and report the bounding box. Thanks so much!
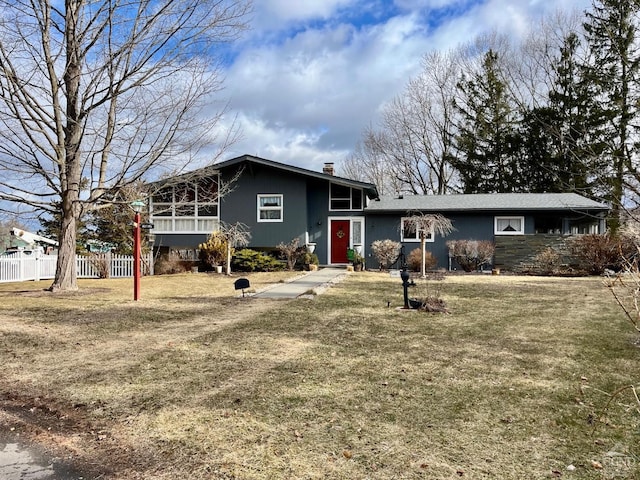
[330,220,350,264]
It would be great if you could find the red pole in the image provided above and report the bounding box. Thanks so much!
[133,211,141,301]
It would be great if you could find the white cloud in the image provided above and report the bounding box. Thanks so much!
[262,0,354,22]
[213,0,594,171]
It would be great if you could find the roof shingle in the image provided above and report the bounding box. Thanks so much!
[365,193,609,212]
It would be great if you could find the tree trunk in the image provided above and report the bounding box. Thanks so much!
[50,0,82,292]
[421,235,426,278]
[50,190,78,291]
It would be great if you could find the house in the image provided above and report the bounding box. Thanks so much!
[365,193,609,270]
[150,155,378,265]
[150,155,609,271]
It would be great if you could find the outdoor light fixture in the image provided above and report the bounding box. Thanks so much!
[130,199,146,301]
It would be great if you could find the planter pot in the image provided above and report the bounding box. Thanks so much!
[215,265,223,274]
[306,264,318,271]
[409,298,422,309]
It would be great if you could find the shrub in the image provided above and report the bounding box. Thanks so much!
[277,238,302,271]
[407,248,437,272]
[88,254,110,278]
[154,254,189,275]
[198,232,229,268]
[532,247,563,275]
[446,239,494,272]
[300,251,319,267]
[568,233,635,275]
[232,248,285,272]
[371,239,401,270]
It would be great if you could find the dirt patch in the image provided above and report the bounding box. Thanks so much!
[0,288,113,298]
[0,390,150,479]
[0,287,285,479]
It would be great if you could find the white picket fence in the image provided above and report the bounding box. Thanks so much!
[0,251,154,283]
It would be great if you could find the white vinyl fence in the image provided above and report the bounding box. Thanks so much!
[0,251,153,283]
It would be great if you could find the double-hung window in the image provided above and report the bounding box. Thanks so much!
[257,194,283,222]
[494,216,525,235]
[401,217,434,242]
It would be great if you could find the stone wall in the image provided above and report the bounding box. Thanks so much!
[494,234,573,272]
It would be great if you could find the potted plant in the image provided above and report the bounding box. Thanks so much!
[198,232,228,273]
[301,251,319,271]
[352,252,364,271]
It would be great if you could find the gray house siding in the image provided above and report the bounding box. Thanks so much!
[220,164,308,249]
[364,208,606,271]
[306,178,330,263]
[150,156,377,266]
[154,233,208,250]
[364,213,495,270]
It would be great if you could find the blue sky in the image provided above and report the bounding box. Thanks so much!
[214,0,593,173]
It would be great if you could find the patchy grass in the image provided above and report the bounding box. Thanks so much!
[0,272,639,479]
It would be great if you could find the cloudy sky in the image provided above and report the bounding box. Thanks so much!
[216,0,593,173]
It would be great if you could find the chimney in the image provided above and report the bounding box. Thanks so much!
[323,162,335,176]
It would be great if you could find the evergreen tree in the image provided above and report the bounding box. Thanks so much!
[454,50,522,193]
[519,32,608,195]
[583,0,640,230]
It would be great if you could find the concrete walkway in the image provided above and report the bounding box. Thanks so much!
[252,267,347,299]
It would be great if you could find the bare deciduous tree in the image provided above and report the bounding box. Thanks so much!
[402,212,454,277]
[0,0,250,291]
[220,221,251,275]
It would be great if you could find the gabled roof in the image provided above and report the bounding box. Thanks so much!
[214,155,379,198]
[365,193,609,213]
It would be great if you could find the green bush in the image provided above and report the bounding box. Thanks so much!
[232,248,285,272]
[300,251,319,267]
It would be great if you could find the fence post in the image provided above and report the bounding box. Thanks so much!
[19,252,25,282]
[34,251,40,281]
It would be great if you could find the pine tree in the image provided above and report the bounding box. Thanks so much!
[454,50,522,193]
[519,32,608,195]
[583,0,640,230]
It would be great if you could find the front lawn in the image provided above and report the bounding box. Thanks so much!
[0,272,638,479]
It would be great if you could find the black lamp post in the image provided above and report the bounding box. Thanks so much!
[398,246,412,309]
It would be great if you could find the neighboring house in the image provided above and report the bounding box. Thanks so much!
[150,155,378,265]
[150,155,609,271]
[365,193,609,270]
[1,228,59,255]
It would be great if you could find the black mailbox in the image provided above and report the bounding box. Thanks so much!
[234,278,250,297]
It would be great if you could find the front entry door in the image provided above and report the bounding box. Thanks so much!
[330,220,350,264]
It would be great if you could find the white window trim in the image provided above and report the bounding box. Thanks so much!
[150,177,220,234]
[400,217,434,242]
[494,216,525,235]
[257,194,284,223]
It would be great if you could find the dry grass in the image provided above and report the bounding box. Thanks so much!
[0,272,639,479]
